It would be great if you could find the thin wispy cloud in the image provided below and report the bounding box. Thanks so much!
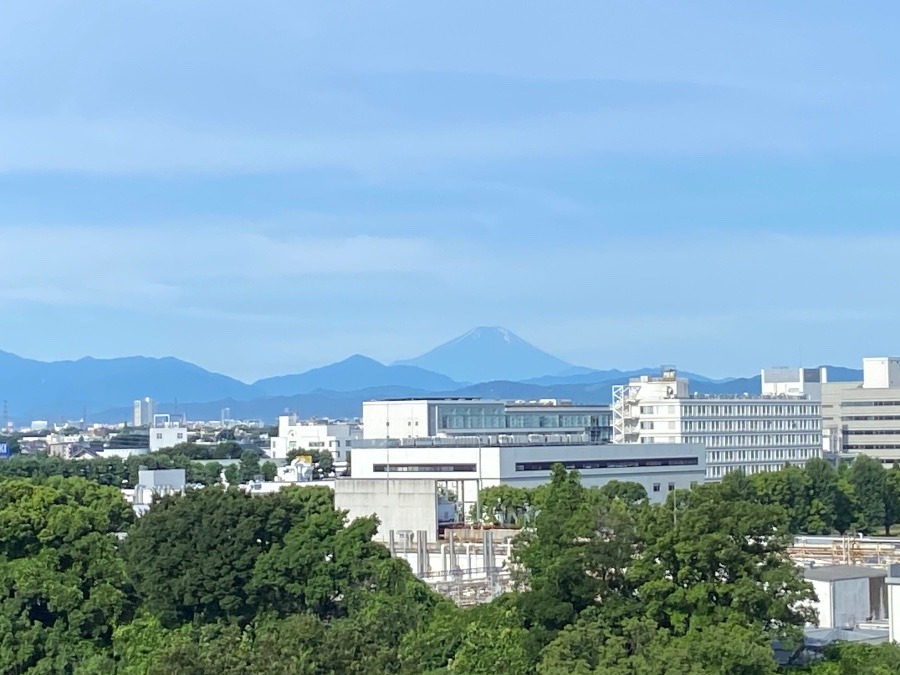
[0,1,897,379]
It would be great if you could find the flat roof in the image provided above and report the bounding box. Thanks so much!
[804,565,887,582]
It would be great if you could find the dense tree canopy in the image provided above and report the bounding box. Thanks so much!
[4,454,900,672]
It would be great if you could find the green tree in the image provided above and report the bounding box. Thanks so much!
[224,463,239,485]
[810,641,900,675]
[450,608,534,674]
[239,449,261,482]
[318,449,334,477]
[122,486,334,626]
[598,479,649,504]
[0,477,134,671]
[514,466,638,632]
[751,465,811,534]
[261,461,278,481]
[631,473,815,642]
[847,454,888,533]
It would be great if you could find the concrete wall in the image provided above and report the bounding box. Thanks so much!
[863,358,900,389]
[150,426,187,453]
[138,468,186,490]
[810,579,833,628]
[362,401,432,440]
[812,577,872,628]
[889,579,900,643]
[334,478,439,541]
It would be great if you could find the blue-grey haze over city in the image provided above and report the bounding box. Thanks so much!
[2,2,899,382]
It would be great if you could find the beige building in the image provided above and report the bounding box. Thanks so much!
[822,357,900,465]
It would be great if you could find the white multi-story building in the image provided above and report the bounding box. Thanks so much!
[362,398,611,442]
[149,414,188,453]
[612,368,821,480]
[349,434,705,512]
[269,415,361,462]
[823,357,900,465]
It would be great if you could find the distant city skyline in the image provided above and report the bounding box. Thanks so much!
[2,2,899,381]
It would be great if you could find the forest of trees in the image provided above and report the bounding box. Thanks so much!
[4,456,900,672]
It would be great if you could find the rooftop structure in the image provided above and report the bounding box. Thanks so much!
[762,366,828,400]
[361,398,611,443]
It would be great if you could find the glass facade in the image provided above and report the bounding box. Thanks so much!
[436,403,506,431]
[434,403,611,437]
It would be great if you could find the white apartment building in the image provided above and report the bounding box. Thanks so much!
[362,398,611,442]
[823,357,900,465]
[612,368,821,480]
[349,435,706,513]
[269,414,361,462]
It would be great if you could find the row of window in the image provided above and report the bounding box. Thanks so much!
[514,457,699,472]
[842,401,900,408]
[841,415,900,422]
[843,444,900,451]
[845,429,900,436]
[684,434,820,447]
[437,412,610,431]
[707,463,799,478]
[682,420,819,432]
[681,404,819,417]
[372,464,477,473]
[706,448,818,464]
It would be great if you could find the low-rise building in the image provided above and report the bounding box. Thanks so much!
[268,415,361,462]
[348,434,705,517]
[804,565,888,628]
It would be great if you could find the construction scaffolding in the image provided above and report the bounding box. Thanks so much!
[385,528,517,606]
[789,536,900,568]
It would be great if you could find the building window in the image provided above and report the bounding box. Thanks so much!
[373,463,477,473]
[514,457,699,472]
[176,433,184,440]
[653,483,661,492]
[155,433,162,439]
[668,482,676,491]
[345,440,352,447]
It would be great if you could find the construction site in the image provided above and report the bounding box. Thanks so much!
[790,535,900,568]
[385,527,517,606]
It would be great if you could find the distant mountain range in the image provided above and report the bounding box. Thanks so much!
[0,327,866,423]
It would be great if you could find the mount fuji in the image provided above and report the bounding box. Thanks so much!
[393,326,576,382]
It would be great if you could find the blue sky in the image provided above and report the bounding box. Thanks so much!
[2,1,899,381]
